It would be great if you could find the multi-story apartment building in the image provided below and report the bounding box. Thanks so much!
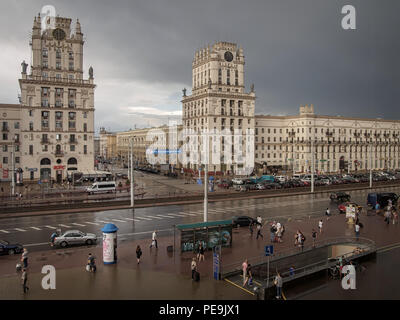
[0,104,22,182]
[116,125,183,168]
[255,105,400,174]
[181,42,255,173]
[99,128,117,160]
[16,14,95,182]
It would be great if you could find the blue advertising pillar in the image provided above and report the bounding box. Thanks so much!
[101,223,119,264]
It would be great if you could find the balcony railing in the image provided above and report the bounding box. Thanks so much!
[69,139,78,144]
[40,139,50,144]
[1,126,9,132]
[55,151,64,157]
[23,75,93,85]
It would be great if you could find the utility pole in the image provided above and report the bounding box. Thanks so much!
[130,138,134,209]
[203,133,208,222]
[369,142,373,188]
[311,137,314,193]
[11,143,15,196]
[127,142,131,181]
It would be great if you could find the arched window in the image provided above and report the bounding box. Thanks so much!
[67,157,77,165]
[40,158,51,165]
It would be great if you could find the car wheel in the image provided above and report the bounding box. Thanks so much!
[86,239,93,245]
[60,241,68,248]
[8,249,15,255]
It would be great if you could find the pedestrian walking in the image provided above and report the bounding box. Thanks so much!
[274,272,283,299]
[87,253,96,272]
[318,220,323,233]
[325,208,331,220]
[270,223,277,243]
[249,221,254,236]
[299,231,305,251]
[311,228,317,248]
[355,223,360,240]
[150,230,158,248]
[393,210,399,225]
[256,223,264,240]
[256,215,262,226]
[21,268,29,293]
[136,245,142,264]
[244,263,253,286]
[21,248,28,268]
[289,266,295,276]
[242,259,248,286]
[375,202,380,214]
[191,257,197,280]
[50,230,58,247]
[384,210,391,225]
[197,243,205,262]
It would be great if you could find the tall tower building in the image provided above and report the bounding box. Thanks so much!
[182,42,255,173]
[18,14,95,182]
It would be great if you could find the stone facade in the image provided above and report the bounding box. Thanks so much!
[16,14,95,182]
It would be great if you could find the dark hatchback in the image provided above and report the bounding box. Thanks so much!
[232,216,256,227]
[0,240,23,256]
[330,192,351,203]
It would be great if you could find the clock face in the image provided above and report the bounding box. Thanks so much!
[53,28,66,41]
[224,51,233,62]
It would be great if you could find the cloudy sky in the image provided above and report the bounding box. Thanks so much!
[0,0,399,134]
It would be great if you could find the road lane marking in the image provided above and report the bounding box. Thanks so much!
[85,222,100,226]
[14,228,27,232]
[145,215,163,220]
[96,220,112,224]
[179,212,197,216]
[166,213,186,217]
[224,278,255,296]
[0,230,10,233]
[135,217,152,221]
[71,223,86,227]
[156,214,176,219]
[30,227,42,231]
[44,225,57,229]
[123,218,141,222]
[111,219,128,223]
[58,224,71,228]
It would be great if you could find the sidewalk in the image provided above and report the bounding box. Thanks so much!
[0,209,398,299]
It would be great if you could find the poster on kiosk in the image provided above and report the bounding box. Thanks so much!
[101,223,118,264]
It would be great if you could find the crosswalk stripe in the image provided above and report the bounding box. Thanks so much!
[145,215,163,220]
[96,220,111,224]
[15,228,27,232]
[111,219,127,223]
[179,212,197,216]
[135,216,152,221]
[44,225,57,229]
[58,224,71,228]
[124,218,141,222]
[71,223,86,227]
[30,227,42,231]
[0,230,10,233]
[156,214,176,219]
[85,222,100,226]
[167,213,185,217]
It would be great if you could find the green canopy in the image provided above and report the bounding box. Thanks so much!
[176,219,233,230]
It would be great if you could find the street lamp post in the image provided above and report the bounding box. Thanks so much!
[203,132,208,223]
[130,138,134,209]
[10,142,15,196]
[311,136,315,193]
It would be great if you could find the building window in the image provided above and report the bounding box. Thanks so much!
[84,145,87,154]
[42,48,48,57]
[3,157,7,164]
[29,145,33,155]
[15,157,20,164]
[70,145,75,152]
[84,134,87,141]
[83,123,87,132]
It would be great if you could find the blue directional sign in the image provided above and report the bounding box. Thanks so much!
[150,149,182,155]
[265,245,274,256]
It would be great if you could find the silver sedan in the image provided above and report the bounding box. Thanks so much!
[54,230,97,248]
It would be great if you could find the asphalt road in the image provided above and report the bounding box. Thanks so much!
[1,185,399,253]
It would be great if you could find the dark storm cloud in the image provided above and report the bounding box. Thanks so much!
[0,0,399,132]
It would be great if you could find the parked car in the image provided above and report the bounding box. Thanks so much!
[0,240,23,256]
[367,192,398,208]
[232,216,256,227]
[54,230,97,248]
[274,175,287,183]
[330,192,351,203]
[338,202,362,214]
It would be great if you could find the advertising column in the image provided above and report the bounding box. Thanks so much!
[101,223,119,264]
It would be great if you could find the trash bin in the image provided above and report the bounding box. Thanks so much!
[101,223,119,264]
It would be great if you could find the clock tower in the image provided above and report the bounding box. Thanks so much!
[182,42,255,174]
[18,13,95,183]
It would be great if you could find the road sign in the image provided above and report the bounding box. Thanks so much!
[265,245,274,256]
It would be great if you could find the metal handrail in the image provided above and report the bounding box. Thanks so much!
[221,237,375,276]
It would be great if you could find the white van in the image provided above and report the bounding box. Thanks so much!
[275,175,286,182]
[86,181,116,194]
[292,174,302,180]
